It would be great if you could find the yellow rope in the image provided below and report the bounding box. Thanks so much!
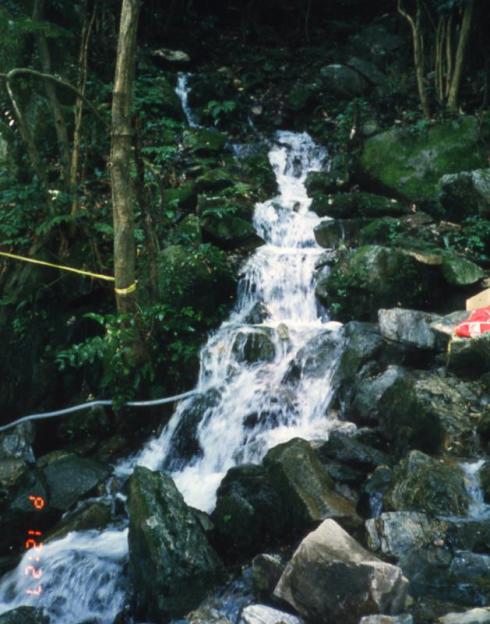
[0,251,137,295]
[0,251,115,282]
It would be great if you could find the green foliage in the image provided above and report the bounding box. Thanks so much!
[201,204,238,220]
[204,100,237,126]
[443,216,490,262]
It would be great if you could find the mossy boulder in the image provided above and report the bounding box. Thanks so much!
[201,213,264,251]
[0,607,50,624]
[439,169,490,221]
[358,116,488,203]
[320,64,369,98]
[163,181,198,215]
[314,218,369,248]
[195,168,235,193]
[311,192,406,219]
[241,152,278,198]
[175,214,202,244]
[447,333,490,378]
[263,438,360,532]
[128,467,223,621]
[378,371,476,457]
[305,171,350,195]
[441,252,484,286]
[157,244,236,321]
[211,464,288,560]
[183,128,228,156]
[317,245,442,322]
[231,328,276,364]
[385,450,471,516]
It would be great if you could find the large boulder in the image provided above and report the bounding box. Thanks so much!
[350,365,407,426]
[239,605,304,624]
[378,309,441,350]
[357,116,488,203]
[316,430,390,473]
[128,466,223,621]
[317,246,442,322]
[437,608,490,624]
[439,169,490,221]
[231,328,276,365]
[211,464,288,559]
[274,519,408,624]
[183,128,228,157]
[441,252,484,286]
[0,423,35,463]
[0,607,50,624]
[320,65,369,98]
[263,438,360,532]
[378,371,476,456]
[201,214,264,251]
[310,192,406,219]
[447,333,490,378]
[384,451,470,516]
[282,328,342,385]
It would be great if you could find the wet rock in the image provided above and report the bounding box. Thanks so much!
[320,64,369,98]
[316,430,390,473]
[263,438,360,532]
[164,389,221,469]
[441,252,484,286]
[196,169,235,193]
[232,328,276,365]
[358,465,393,518]
[45,501,112,543]
[358,116,486,203]
[378,371,476,456]
[347,57,387,86]
[430,311,468,348]
[0,459,28,497]
[359,616,413,624]
[274,519,408,624]
[128,466,223,621]
[310,192,405,219]
[0,423,35,463]
[384,451,470,516]
[305,171,350,195]
[447,334,490,378]
[378,309,441,350]
[314,218,368,248]
[239,605,304,624]
[201,213,264,251]
[243,302,270,325]
[283,328,341,384]
[252,554,285,598]
[42,454,112,511]
[350,365,407,426]
[212,464,288,559]
[480,461,490,503]
[0,607,50,623]
[319,246,442,322]
[437,607,490,623]
[241,153,278,198]
[439,169,490,221]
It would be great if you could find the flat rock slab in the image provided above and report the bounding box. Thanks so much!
[438,608,490,624]
[274,519,408,624]
[378,309,441,350]
[360,615,413,624]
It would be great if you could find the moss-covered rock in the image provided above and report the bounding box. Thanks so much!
[378,371,476,457]
[385,450,470,516]
[163,181,198,215]
[157,244,236,321]
[201,213,264,251]
[320,64,369,98]
[195,168,235,193]
[241,152,278,198]
[231,328,276,364]
[447,333,490,378]
[358,116,488,203]
[183,128,228,156]
[305,171,350,195]
[441,252,484,286]
[128,467,223,621]
[311,192,406,219]
[175,214,202,244]
[317,245,442,322]
[314,218,369,248]
[157,76,185,120]
[0,607,50,624]
[439,169,490,221]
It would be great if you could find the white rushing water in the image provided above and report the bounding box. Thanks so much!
[129,130,345,512]
[461,460,490,517]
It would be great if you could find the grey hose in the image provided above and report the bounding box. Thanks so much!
[0,390,198,433]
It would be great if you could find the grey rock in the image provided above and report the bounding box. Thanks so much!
[0,423,36,463]
[252,554,285,598]
[351,365,407,425]
[232,328,276,365]
[385,451,470,516]
[439,169,490,221]
[239,605,304,624]
[187,607,233,624]
[378,308,441,350]
[438,608,490,623]
[0,607,50,624]
[316,430,390,472]
[263,438,360,531]
[0,459,28,492]
[347,57,387,86]
[447,333,490,378]
[320,64,369,98]
[128,467,223,621]
[274,519,408,624]
[441,252,484,286]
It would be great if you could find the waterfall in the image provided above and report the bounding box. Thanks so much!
[461,460,490,518]
[128,130,344,513]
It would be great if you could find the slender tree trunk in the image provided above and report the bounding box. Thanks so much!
[32,0,71,189]
[110,0,141,316]
[447,0,474,110]
[398,0,431,119]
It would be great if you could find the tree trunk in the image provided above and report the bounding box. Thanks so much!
[32,0,72,189]
[110,0,141,316]
[447,0,474,110]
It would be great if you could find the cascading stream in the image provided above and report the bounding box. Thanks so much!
[0,80,344,623]
[130,130,345,512]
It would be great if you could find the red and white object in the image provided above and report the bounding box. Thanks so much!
[455,307,490,338]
